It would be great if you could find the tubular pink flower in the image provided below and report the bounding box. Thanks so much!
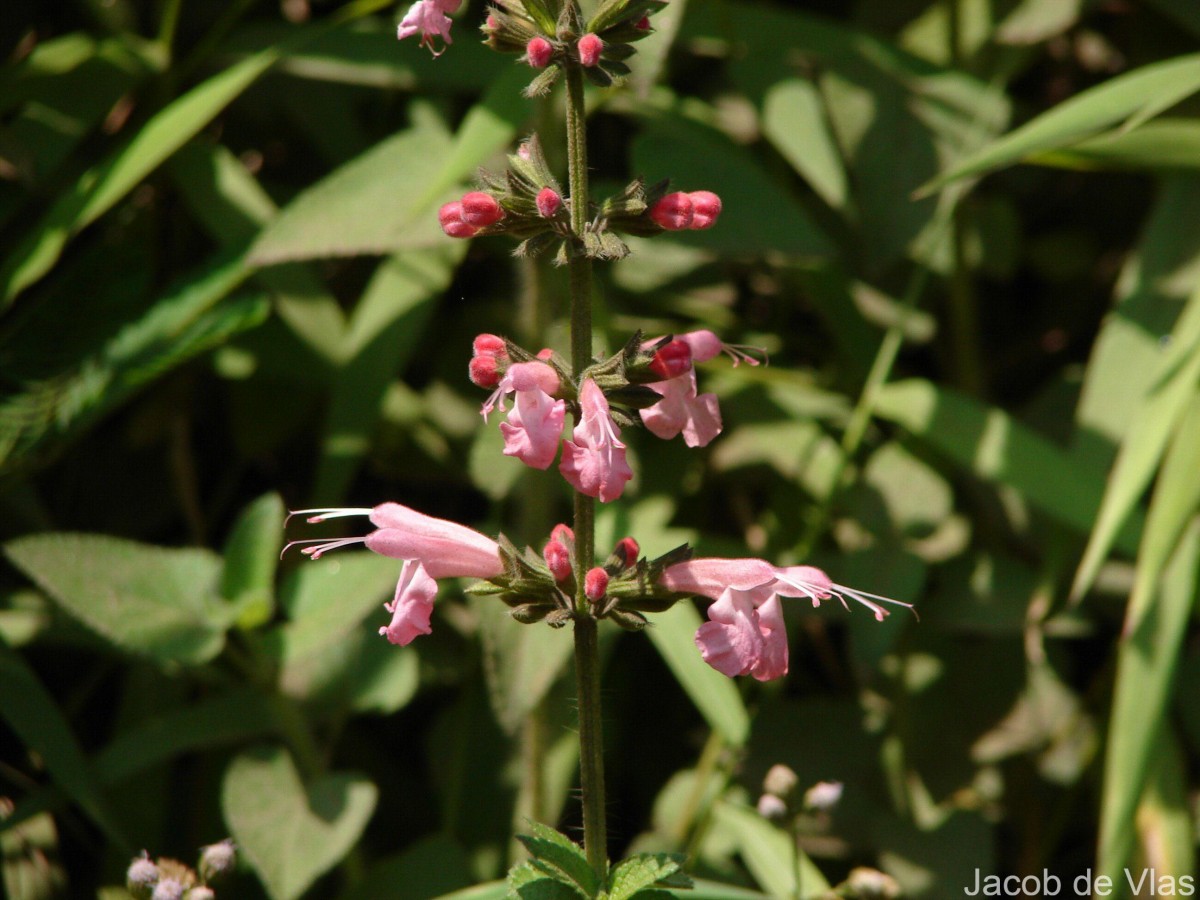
[648,338,692,380]
[381,560,438,645]
[662,557,913,680]
[481,360,560,420]
[397,0,462,55]
[285,503,503,645]
[499,377,566,469]
[640,371,722,448]
[559,379,633,502]
[679,329,766,366]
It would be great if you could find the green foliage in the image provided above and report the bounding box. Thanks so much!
[4,0,1200,898]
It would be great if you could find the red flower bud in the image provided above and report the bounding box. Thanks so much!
[578,33,603,67]
[551,523,574,544]
[439,201,478,238]
[536,186,562,218]
[473,333,507,356]
[613,537,640,566]
[649,339,693,380]
[536,347,555,360]
[544,540,572,582]
[688,191,722,230]
[469,354,501,388]
[635,15,652,30]
[460,191,505,228]
[585,567,609,601]
[526,36,553,68]
[649,192,693,230]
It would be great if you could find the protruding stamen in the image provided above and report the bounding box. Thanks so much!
[286,507,372,525]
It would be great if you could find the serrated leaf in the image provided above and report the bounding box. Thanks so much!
[606,852,689,900]
[516,822,598,897]
[4,534,227,665]
[222,492,286,627]
[222,746,377,900]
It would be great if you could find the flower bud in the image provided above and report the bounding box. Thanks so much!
[460,191,505,228]
[152,880,185,900]
[584,567,609,601]
[613,537,639,567]
[756,793,789,822]
[438,201,477,238]
[127,853,159,894]
[544,540,572,582]
[551,523,574,544]
[473,333,506,356]
[649,192,693,230]
[762,763,799,799]
[578,33,603,67]
[536,186,563,218]
[688,191,722,229]
[536,347,555,360]
[469,354,501,388]
[649,339,693,380]
[198,839,236,882]
[635,15,652,30]
[526,36,553,68]
[803,780,843,812]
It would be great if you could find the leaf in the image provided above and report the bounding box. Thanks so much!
[341,834,475,900]
[1097,518,1200,887]
[644,602,750,746]
[917,53,1200,195]
[1034,119,1200,172]
[0,811,66,899]
[0,641,125,846]
[1071,283,1200,600]
[710,801,829,898]
[761,78,848,210]
[516,822,598,897]
[221,492,286,628]
[606,852,689,900]
[873,379,1140,547]
[4,534,227,665]
[222,745,378,900]
[0,46,280,304]
[0,250,265,475]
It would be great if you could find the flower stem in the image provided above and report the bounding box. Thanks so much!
[564,55,608,877]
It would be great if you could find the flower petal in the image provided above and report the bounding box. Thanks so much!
[379,560,438,645]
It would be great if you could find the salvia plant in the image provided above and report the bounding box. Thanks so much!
[279,1,912,896]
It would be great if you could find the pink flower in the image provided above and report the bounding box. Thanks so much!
[660,558,912,680]
[397,0,462,55]
[648,338,692,380]
[498,364,566,469]
[544,538,572,582]
[578,33,604,67]
[679,329,766,366]
[439,201,477,238]
[460,191,505,228]
[639,370,722,448]
[584,567,609,601]
[559,379,633,502]
[285,503,503,645]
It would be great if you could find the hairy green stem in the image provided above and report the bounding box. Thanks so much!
[564,58,607,876]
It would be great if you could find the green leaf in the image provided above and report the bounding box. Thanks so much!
[1034,119,1200,172]
[222,745,378,900]
[644,602,750,747]
[917,52,1200,195]
[0,641,125,846]
[873,379,1139,547]
[606,853,689,900]
[0,46,280,304]
[710,801,829,898]
[342,834,475,900]
[1097,517,1200,886]
[516,822,598,897]
[4,534,227,665]
[761,79,848,210]
[221,492,286,628]
[1071,283,1200,600]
